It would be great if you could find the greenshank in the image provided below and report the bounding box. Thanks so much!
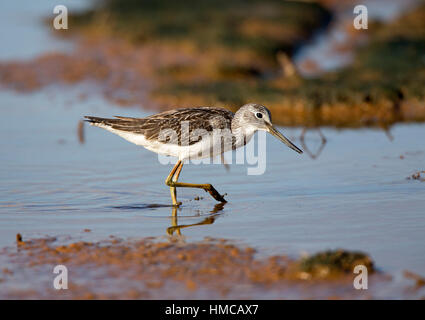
[85,103,302,205]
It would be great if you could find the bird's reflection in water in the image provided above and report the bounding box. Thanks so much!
[382,125,394,142]
[299,124,395,160]
[167,202,226,236]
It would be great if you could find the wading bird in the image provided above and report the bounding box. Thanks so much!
[85,103,302,206]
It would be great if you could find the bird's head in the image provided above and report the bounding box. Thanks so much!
[235,103,303,154]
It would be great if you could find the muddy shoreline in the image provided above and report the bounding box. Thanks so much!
[2,233,423,299]
[0,234,386,299]
[1,36,424,128]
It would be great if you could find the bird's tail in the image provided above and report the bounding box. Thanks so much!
[84,116,131,129]
[84,116,147,136]
[84,116,147,146]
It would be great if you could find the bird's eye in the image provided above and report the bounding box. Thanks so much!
[256,113,263,119]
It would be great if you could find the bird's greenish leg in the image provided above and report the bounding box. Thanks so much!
[165,162,227,203]
[171,161,183,206]
[165,161,183,206]
[173,182,227,203]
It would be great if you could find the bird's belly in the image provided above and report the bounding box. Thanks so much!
[148,134,231,160]
[105,128,232,160]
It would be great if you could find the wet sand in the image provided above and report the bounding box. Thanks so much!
[0,234,389,299]
[2,232,424,299]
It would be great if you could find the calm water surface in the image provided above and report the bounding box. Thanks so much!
[1,87,424,278]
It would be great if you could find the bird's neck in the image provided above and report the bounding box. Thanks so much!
[231,123,256,148]
[231,109,257,147]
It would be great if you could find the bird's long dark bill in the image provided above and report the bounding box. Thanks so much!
[266,123,303,154]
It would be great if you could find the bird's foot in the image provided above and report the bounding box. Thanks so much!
[204,185,227,203]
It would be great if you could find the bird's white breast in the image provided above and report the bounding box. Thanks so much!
[98,123,255,161]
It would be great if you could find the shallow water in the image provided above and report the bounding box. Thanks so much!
[0,0,89,61]
[1,87,424,279]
